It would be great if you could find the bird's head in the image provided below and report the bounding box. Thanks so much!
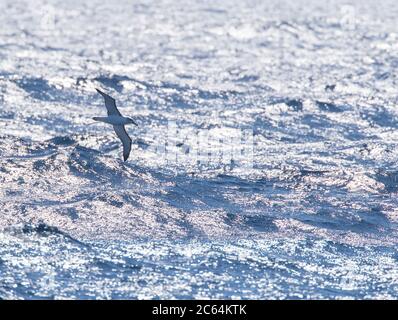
[127,117,138,126]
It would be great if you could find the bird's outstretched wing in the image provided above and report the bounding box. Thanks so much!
[96,88,122,116]
[113,125,132,161]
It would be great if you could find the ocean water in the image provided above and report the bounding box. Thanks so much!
[1,0,398,299]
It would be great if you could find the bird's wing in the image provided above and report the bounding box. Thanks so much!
[113,125,132,161]
[96,88,122,116]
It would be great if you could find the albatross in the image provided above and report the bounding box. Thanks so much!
[93,88,138,161]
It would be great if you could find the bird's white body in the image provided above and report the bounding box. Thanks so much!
[93,115,135,126]
[93,88,138,161]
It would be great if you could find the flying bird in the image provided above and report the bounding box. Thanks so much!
[93,88,138,161]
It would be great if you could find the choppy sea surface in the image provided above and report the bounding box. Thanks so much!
[1,0,398,299]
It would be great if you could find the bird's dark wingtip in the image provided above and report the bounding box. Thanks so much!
[95,88,103,95]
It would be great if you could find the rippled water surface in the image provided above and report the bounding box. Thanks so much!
[1,0,398,299]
